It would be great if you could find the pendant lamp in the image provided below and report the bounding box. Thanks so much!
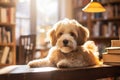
[82,0,106,13]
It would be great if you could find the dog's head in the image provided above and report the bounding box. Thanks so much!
[48,19,89,53]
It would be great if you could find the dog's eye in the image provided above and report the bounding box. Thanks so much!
[59,32,63,36]
[70,32,75,36]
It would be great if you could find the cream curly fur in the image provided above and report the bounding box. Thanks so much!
[28,19,100,68]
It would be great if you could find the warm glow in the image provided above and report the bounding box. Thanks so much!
[82,1,106,13]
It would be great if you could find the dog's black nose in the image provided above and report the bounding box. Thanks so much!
[63,39,68,45]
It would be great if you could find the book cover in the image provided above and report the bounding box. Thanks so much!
[111,40,120,47]
[1,46,10,64]
[106,47,120,54]
[103,53,120,63]
[104,62,120,66]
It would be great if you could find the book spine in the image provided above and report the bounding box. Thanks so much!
[6,27,12,43]
[92,21,100,37]
[0,26,12,43]
[1,46,10,64]
[111,40,120,47]
[0,7,15,24]
[103,54,120,63]
[0,8,7,23]
[2,27,7,43]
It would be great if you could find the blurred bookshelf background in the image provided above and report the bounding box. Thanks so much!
[0,0,120,66]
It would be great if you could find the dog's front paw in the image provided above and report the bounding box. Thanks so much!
[27,59,53,68]
[27,60,41,68]
[57,60,69,68]
[57,64,68,68]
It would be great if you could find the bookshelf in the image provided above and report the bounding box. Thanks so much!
[0,0,16,67]
[72,0,120,54]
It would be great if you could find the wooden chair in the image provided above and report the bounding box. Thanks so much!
[18,34,36,64]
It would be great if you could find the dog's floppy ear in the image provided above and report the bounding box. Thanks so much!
[77,23,89,45]
[48,28,57,46]
[78,25,89,45]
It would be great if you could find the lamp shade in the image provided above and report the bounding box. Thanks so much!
[82,1,106,13]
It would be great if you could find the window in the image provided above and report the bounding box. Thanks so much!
[16,0,59,47]
[16,0,31,44]
[36,0,59,47]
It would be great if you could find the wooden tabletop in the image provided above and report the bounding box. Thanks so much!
[0,64,120,80]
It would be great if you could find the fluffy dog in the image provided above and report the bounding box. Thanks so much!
[28,19,100,68]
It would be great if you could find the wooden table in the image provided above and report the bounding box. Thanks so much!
[0,65,120,80]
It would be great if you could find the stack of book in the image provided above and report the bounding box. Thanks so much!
[103,40,120,65]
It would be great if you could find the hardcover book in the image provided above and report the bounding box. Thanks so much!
[103,53,120,63]
[111,40,120,47]
[1,46,10,64]
[106,47,120,54]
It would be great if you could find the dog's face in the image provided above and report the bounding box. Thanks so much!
[48,19,89,53]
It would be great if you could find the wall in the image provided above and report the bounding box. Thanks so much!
[58,0,73,20]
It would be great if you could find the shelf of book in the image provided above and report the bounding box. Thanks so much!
[72,0,120,54]
[102,0,120,4]
[92,17,120,22]
[0,23,15,26]
[0,2,15,7]
[90,36,119,40]
[0,26,16,66]
[0,0,16,67]
[0,43,14,46]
